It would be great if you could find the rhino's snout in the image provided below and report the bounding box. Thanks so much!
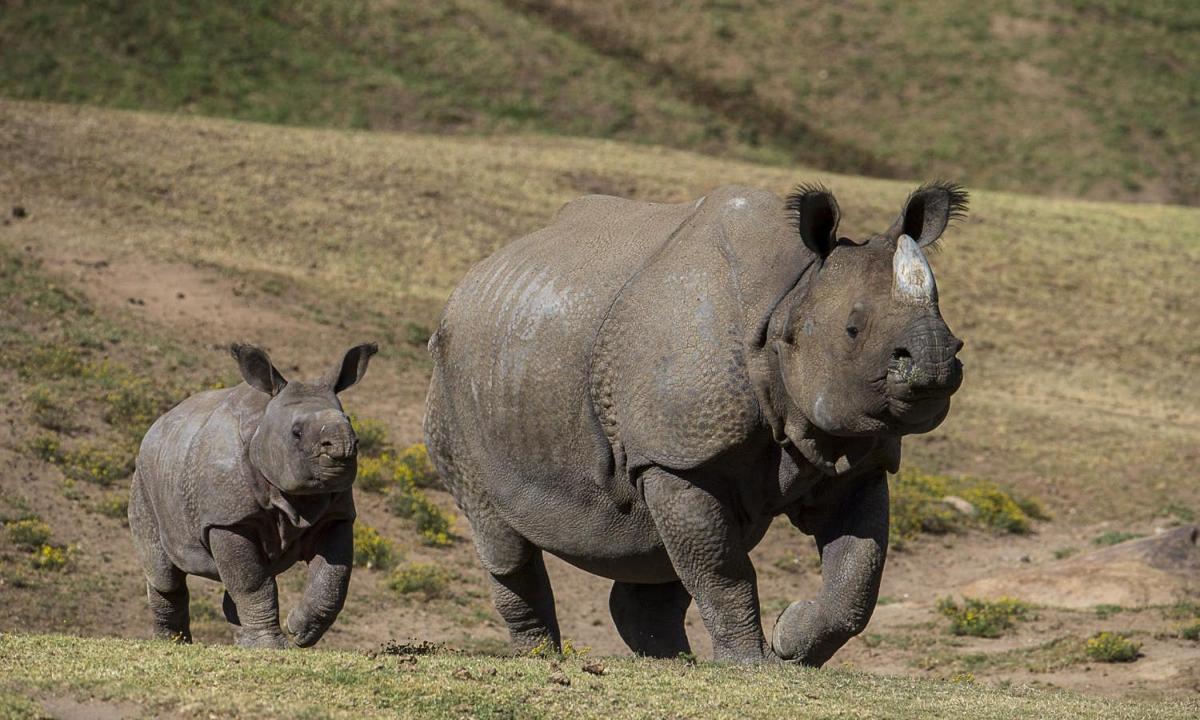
[315,423,357,461]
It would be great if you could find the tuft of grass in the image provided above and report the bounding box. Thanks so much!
[1053,547,1078,560]
[1178,621,1200,641]
[1092,531,1144,547]
[352,523,397,571]
[5,518,52,548]
[937,596,1031,638]
[388,489,454,548]
[388,563,451,600]
[27,383,76,432]
[1084,631,1140,663]
[1093,604,1124,620]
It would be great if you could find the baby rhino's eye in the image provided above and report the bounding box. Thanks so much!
[291,423,303,439]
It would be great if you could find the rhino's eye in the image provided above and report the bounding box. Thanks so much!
[291,423,303,439]
[846,325,860,339]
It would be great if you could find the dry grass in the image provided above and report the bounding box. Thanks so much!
[2,99,1196,519]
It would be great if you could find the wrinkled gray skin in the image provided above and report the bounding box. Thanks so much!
[129,343,377,648]
[425,182,966,664]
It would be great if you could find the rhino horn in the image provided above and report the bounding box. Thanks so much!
[892,234,937,304]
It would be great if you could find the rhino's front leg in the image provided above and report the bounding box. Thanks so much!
[772,471,889,667]
[286,519,353,648]
[642,467,772,663]
[210,526,289,649]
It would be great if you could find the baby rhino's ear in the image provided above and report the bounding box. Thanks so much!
[230,344,288,396]
[326,343,378,394]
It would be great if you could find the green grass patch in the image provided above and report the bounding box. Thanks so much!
[936,596,1031,638]
[1,633,1196,719]
[1084,631,1141,663]
[91,492,129,522]
[1178,621,1200,641]
[1092,531,1145,547]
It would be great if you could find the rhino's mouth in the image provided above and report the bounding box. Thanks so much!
[307,452,357,489]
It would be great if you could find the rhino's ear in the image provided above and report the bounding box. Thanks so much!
[326,343,378,394]
[786,183,840,259]
[895,181,968,249]
[230,344,288,396]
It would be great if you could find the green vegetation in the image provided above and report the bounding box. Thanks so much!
[353,440,455,546]
[2,1,1195,203]
[1094,604,1125,620]
[389,563,452,600]
[1084,631,1141,663]
[1,633,1196,720]
[937,596,1031,638]
[349,414,390,458]
[1178,622,1200,642]
[29,544,73,571]
[1053,547,1078,560]
[889,468,1046,548]
[91,492,129,522]
[4,519,51,548]
[1092,531,1145,547]
[352,523,398,571]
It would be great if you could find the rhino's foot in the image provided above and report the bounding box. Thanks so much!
[286,608,333,648]
[771,599,861,668]
[233,625,290,650]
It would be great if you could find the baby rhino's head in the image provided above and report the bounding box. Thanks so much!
[231,342,378,495]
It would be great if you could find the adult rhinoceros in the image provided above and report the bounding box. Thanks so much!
[424,181,966,664]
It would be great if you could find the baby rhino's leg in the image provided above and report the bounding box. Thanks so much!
[209,526,288,649]
[128,475,191,642]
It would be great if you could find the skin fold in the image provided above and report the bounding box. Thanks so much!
[426,181,967,664]
[128,343,376,648]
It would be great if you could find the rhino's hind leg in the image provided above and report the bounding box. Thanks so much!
[487,549,561,653]
[145,569,191,643]
[468,508,561,653]
[609,580,692,658]
[128,474,192,642]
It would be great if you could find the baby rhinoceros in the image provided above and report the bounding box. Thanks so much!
[128,342,377,648]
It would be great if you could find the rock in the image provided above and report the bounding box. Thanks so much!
[961,525,1200,609]
[941,495,977,517]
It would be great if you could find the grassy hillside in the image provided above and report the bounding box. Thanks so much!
[3,634,1198,719]
[0,1,1196,204]
[1,101,1198,697]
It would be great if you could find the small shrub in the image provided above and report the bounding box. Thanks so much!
[31,543,73,571]
[959,486,1030,534]
[389,490,454,547]
[101,374,173,435]
[350,415,391,458]
[396,443,439,488]
[59,442,136,486]
[403,322,431,347]
[20,344,83,380]
[29,434,60,462]
[937,596,1030,638]
[1092,531,1144,547]
[1179,622,1200,641]
[28,384,74,432]
[1085,632,1140,662]
[1094,604,1124,619]
[1053,546,1078,560]
[355,454,395,492]
[93,493,129,522]
[389,563,451,599]
[6,518,51,547]
[353,523,397,570]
